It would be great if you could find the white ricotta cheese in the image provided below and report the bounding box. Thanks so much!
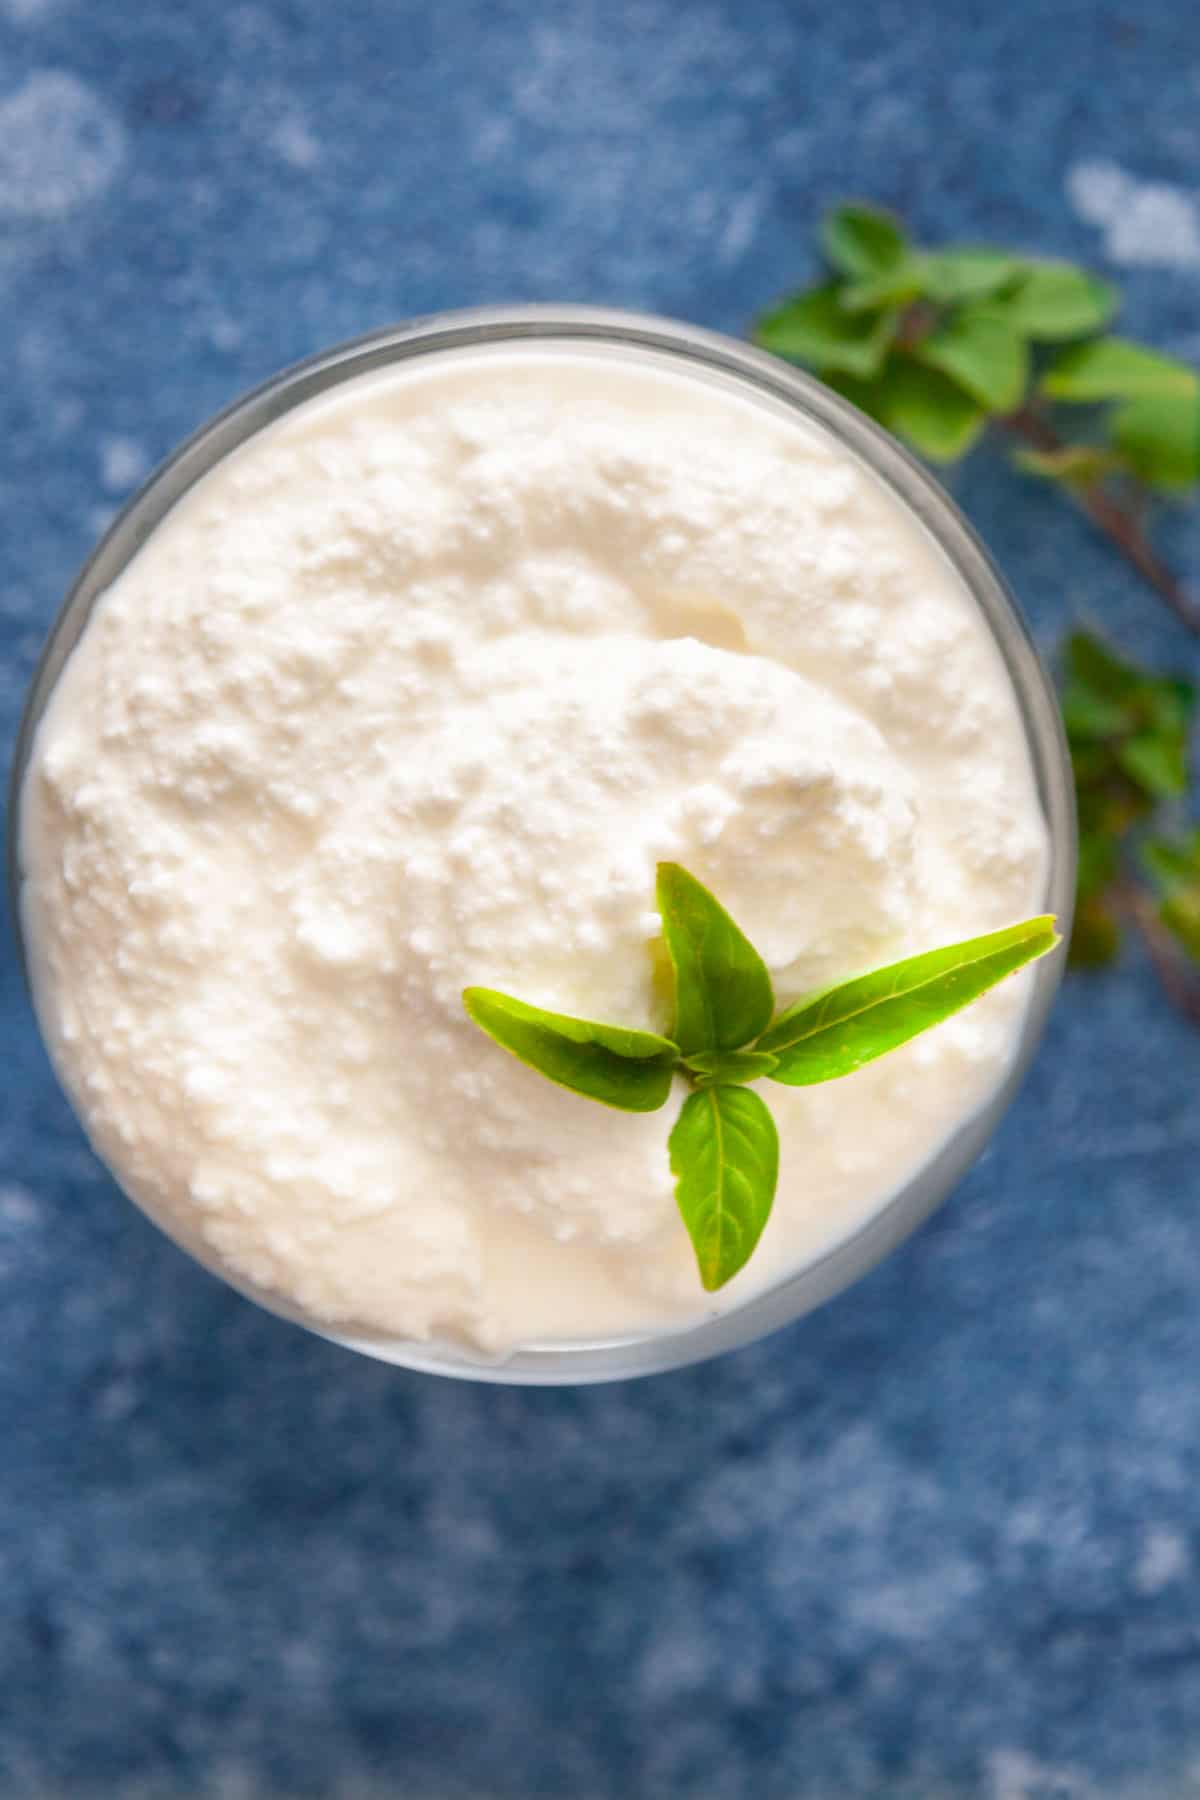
[20,345,1048,1351]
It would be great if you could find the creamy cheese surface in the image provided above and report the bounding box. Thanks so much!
[20,346,1048,1353]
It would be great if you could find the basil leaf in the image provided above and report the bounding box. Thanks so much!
[1066,631,1145,701]
[1144,833,1200,962]
[1043,337,1196,401]
[682,1049,779,1086]
[462,989,678,1112]
[656,863,774,1057]
[874,356,987,461]
[820,368,891,425]
[1117,731,1188,799]
[1111,392,1200,493]
[758,916,1060,1085]
[753,285,897,379]
[919,249,1026,304]
[839,258,926,313]
[669,1086,779,1291]
[1077,829,1120,904]
[912,307,1029,413]
[821,203,907,278]
[990,263,1117,340]
[1061,681,1134,742]
[1142,830,1200,892]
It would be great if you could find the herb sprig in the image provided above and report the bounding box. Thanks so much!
[753,202,1200,636]
[1064,630,1200,1021]
[465,865,1058,1292]
[749,203,1199,1024]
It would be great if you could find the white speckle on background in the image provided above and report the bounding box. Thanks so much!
[1067,159,1200,268]
[0,1184,39,1226]
[0,71,126,220]
[266,109,320,170]
[987,1748,1094,1798]
[1133,1525,1191,1595]
[99,436,150,494]
[846,1556,983,1639]
[718,186,765,264]
[208,312,243,351]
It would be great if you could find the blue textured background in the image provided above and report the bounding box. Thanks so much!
[3,2,1200,1795]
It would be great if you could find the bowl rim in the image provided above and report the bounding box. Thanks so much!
[8,304,1077,1383]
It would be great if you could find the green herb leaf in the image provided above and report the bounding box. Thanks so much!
[1111,392,1200,493]
[669,1086,779,1291]
[820,368,891,424]
[1063,633,1195,803]
[1144,834,1200,962]
[919,249,1026,304]
[839,259,926,313]
[1141,674,1197,736]
[1013,445,1126,487]
[1066,630,1144,701]
[1043,337,1196,401]
[758,916,1060,1084]
[462,989,678,1112]
[656,863,774,1057]
[682,1049,779,1085]
[1117,731,1189,799]
[989,263,1117,340]
[874,356,987,461]
[753,284,897,378]
[1142,830,1200,891]
[821,203,907,279]
[1061,682,1133,742]
[912,307,1029,413]
[1077,829,1120,904]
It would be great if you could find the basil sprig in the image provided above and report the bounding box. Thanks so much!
[464,864,1058,1292]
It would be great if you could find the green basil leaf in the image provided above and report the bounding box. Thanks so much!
[669,1086,779,1291]
[989,263,1117,340]
[820,368,891,424]
[874,356,987,461]
[462,989,678,1112]
[912,307,1029,413]
[656,863,774,1057]
[759,916,1060,1084]
[683,1049,779,1085]
[1111,392,1200,493]
[919,249,1026,304]
[1142,830,1200,892]
[1116,730,1189,799]
[1061,681,1135,742]
[1066,631,1145,701]
[753,285,897,378]
[1077,829,1120,904]
[1141,675,1197,735]
[821,203,907,278]
[839,257,926,313]
[1043,337,1196,401]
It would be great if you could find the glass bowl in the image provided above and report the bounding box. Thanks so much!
[8,307,1076,1383]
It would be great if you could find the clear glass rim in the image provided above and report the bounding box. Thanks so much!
[8,305,1077,1384]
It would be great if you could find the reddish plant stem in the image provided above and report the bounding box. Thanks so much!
[1000,405,1200,638]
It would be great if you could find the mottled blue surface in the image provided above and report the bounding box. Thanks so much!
[2,1,1200,1794]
